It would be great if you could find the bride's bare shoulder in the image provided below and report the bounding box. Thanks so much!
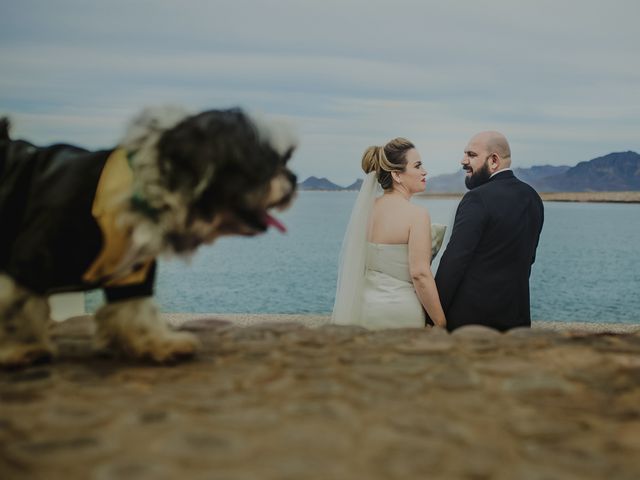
[410,202,430,216]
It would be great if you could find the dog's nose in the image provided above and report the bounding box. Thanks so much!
[286,170,297,186]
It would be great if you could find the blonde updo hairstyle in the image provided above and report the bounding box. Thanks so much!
[361,137,415,190]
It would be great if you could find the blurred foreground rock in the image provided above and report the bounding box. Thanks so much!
[1,316,639,479]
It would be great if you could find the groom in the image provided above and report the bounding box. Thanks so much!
[435,131,544,331]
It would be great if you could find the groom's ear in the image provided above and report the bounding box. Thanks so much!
[489,153,500,171]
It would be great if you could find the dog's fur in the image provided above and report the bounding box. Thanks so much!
[0,107,297,367]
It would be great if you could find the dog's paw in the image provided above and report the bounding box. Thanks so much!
[0,341,56,368]
[136,329,199,363]
[94,298,200,363]
[0,274,55,368]
[97,328,200,363]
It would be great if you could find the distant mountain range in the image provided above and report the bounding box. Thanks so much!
[299,151,640,193]
[298,176,362,191]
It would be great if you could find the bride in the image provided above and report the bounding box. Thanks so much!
[331,138,447,329]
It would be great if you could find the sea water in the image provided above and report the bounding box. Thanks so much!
[86,192,640,324]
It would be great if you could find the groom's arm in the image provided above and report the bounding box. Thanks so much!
[531,194,544,265]
[435,191,487,312]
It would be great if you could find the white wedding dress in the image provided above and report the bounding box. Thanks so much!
[331,171,446,330]
[361,243,425,329]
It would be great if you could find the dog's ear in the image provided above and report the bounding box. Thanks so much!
[0,117,10,141]
[120,106,191,154]
[281,146,295,164]
[246,111,298,161]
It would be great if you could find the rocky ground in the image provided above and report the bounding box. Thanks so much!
[1,315,639,479]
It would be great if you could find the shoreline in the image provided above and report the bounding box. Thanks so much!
[301,190,640,203]
[160,313,640,334]
[419,191,640,203]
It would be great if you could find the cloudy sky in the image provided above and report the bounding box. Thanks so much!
[1,0,639,185]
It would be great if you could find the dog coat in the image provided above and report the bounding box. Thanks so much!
[0,139,156,302]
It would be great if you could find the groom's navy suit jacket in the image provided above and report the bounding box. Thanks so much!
[435,170,544,331]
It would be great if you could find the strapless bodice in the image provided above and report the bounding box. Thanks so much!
[366,243,412,282]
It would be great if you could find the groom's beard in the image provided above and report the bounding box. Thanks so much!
[464,158,492,190]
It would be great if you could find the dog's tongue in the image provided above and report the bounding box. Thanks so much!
[264,212,287,233]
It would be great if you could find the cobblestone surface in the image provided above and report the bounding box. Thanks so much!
[1,316,640,479]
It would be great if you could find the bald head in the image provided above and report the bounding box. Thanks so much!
[468,131,512,169]
[461,131,513,189]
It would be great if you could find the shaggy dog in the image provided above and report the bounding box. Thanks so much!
[0,107,297,367]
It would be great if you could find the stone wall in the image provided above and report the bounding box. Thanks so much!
[1,317,639,479]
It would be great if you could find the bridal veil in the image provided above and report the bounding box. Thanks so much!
[331,172,381,326]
